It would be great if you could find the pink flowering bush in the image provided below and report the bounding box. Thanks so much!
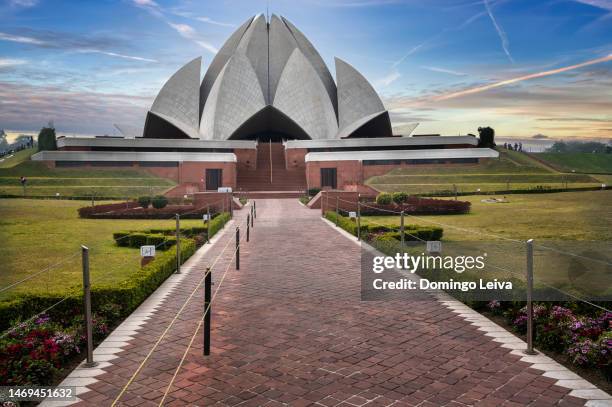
[505,304,612,376]
[0,313,109,386]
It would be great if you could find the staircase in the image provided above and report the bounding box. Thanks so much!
[236,142,306,196]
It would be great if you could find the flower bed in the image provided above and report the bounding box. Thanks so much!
[362,195,470,216]
[486,301,612,380]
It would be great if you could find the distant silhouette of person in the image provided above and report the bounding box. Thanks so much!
[504,142,508,149]
[514,143,519,151]
[519,142,523,152]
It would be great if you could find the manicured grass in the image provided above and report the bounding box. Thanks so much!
[361,190,612,241]
[536,153,612,174]
[361,190,612,292]
[0,148,36,168]
[0,199,205,300]
[366,150,602,194]
[0,160,176,197]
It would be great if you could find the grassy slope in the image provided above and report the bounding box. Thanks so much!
[366,150,601,194]
[536,153,612,174]
[0,160,176,197]
[0,148,36,168]
[0,199,203,299]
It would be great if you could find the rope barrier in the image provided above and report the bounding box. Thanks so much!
[157,215,250,406]
[0,251,80,294]
[110,207,251,406]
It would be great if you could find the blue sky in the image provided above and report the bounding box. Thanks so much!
[0,0,610,139]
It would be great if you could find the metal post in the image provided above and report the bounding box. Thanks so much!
[251,205,254,228]
[335,196,339,226]
[525,239,537,355]
[81,246,97,367]
[235,227,240,270]
[357,200,361,241]
[400,211,405,247]
[254,201,256,219]
[206,206,211,244]
[247,214,250,242]
[175,214,181,274]
[453,184,457,200]
[229,194,233,218]
[203,267,211,356]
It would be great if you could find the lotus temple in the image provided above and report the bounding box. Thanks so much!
[32,14,498,196]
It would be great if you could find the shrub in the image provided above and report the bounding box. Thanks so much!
[392,192,409,204]
[151,195,168,209]
[324,211,367,237]
[138,196,151,209]
[376,193,392,205]
[308,188,321,197]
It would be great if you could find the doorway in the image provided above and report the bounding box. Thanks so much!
[320,168,337,189]
[205,168,223,190]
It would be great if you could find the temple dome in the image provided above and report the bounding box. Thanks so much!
[143,14,391,140]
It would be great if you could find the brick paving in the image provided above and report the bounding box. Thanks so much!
[75,200,586,406]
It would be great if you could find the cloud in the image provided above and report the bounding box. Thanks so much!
[168,23,196,37]
[0,58,27,67]
[76,49,157,63]
[0,29,155,63]
[167,22,218,53]
[0,32,44,45]
[194,16,235,28]
[432,53,612,101]
[7,0,38,7]
[374,70,401,87]
[0,81,152,134]
[573,0,612,11]
[483,0,514,63]
[422,66,467,76]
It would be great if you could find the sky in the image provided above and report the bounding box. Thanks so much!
[0,0,610,140]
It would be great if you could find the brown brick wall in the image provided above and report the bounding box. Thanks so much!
[179,162,236,189]
[306,161,363,190]
[285,148,307,170]
[320,191,359,214]
[234,148,257,171]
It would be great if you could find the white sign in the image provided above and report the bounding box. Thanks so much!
[202,214,210,221]
[140,245,156,257]
[348,211,357,219]
[218,187,232,193]
[426,241,442,254]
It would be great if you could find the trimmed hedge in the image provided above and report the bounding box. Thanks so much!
[324,211,443,241]
[0,239,196,332]
[113,212,230,249]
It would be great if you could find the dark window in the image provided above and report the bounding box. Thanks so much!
[320,168,337,189]
[205,168,223,191]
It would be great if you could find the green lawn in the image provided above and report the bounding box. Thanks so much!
[0,160,176,197]
[536,152,612,174]
[366,150,602,194]
[0,199,204,300]
[0,148,36,168]
[361,190,612,291]
[361,190,612,241]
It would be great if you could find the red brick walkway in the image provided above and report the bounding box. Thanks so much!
[76,200,586,406]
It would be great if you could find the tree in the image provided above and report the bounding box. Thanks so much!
[477,127,496,148]
[37,127,57,151]
[0,130,8,151]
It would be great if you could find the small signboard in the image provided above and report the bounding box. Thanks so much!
[140,245,156,258]
[218,187,232,193]
[202,214,210,221]
[348,211,357,219]
[426,241,442,254]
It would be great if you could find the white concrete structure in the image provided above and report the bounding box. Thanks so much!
[143,14,391,141]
